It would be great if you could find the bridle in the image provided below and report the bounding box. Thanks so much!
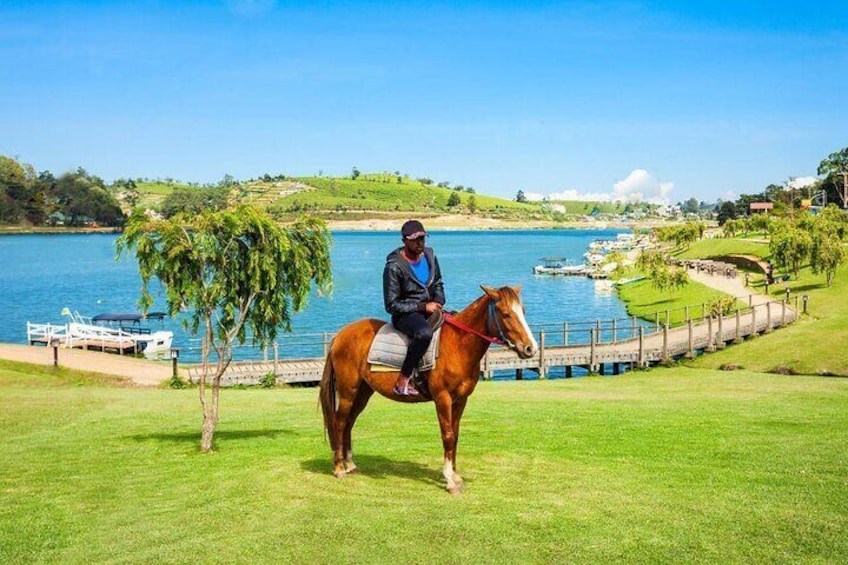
[443,298,517,351]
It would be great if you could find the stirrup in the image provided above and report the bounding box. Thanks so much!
[393,379,419,396]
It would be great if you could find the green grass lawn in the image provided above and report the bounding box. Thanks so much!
[688,260,848,375]
[2,361,847,564]
[614,236,848,376]
[675,237,771,260]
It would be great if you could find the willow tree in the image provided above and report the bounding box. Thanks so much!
[117,205,332,452]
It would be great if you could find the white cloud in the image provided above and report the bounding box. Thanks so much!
[613,169,674,204]
[788,176,817,189]
[527,169,674,204]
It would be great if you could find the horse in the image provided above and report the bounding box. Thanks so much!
[319,285,538,494]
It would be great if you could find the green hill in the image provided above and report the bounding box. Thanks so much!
[134,173,631,221]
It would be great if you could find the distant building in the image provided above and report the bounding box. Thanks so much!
[749,202,774,214]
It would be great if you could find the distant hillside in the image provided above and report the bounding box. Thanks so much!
[132,173,645,222]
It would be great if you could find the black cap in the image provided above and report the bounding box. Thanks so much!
[401,220,427,240]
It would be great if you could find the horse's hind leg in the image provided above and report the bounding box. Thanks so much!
[342,384,374,474]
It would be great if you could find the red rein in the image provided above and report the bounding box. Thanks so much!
[443,313,506,347]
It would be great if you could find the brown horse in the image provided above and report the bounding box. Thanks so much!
[319,285,538,494]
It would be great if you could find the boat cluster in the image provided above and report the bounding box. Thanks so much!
[533,233,648,279]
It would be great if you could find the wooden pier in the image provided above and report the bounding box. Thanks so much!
[183,296,800,387]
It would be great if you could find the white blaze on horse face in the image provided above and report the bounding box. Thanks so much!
[511,302,538,353]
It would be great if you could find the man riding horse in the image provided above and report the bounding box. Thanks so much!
[383,220,445,396]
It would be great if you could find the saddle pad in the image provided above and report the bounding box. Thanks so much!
[367,324,440,372]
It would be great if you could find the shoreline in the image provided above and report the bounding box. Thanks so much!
[1,216,670,235]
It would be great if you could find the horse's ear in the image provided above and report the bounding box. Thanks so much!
[480,285,499,300]
[512,284,522,294]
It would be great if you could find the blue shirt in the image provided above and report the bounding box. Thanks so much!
[409,256,430,286]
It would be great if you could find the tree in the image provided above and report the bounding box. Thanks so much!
[351,166,360,180]
[515,190,527,203]
[717,201,737,225]
[116,206,332,452]
[447,192,462,208]
[681,197,699,214]
[817,147,848,207]
[770,222,812,279]
[810,210,848,286]
[636,250,690,298]
[467,194,478,214]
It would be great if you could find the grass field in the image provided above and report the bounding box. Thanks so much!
[2,360,847,564]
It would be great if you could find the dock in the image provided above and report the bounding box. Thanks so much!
[182,295,800,386]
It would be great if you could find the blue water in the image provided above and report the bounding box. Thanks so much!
[0,230,641,369]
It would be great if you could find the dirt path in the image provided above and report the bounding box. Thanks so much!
[0,343,171,386]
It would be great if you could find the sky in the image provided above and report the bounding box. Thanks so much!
[1,1,846,205]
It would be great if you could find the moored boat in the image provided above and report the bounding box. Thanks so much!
[27,309,174,358]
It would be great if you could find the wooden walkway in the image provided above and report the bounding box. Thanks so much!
[184,297,799,387]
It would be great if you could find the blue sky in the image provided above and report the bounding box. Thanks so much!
[1,1,846,204]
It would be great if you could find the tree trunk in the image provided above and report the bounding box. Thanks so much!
[200,400,217,452]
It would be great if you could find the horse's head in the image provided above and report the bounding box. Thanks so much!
[480,285,538,359]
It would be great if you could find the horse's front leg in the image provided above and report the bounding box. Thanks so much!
[434,392,461,494]
[449,396,468,486]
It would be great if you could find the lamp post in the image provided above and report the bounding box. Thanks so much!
[802,294,808,315]
[170,347,180,380]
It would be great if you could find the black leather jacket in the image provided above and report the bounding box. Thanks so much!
[383,247,446,315]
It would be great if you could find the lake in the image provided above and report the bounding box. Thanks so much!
[0,230,642,369]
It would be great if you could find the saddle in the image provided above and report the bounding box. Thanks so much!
[367,310,445,376]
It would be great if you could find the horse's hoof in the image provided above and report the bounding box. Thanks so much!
[333,470,347,479]
[345,466,360,474]
[447,484,463,495]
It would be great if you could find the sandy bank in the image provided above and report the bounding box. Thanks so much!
[0,343,171,386]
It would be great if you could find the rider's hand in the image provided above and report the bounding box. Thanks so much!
[425,302,443,314]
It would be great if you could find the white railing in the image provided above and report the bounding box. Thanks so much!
[26,322,68,344]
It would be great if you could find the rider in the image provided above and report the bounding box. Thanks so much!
[383,220,445,396]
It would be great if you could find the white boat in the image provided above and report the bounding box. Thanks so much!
[28,309,174,358]
[533,257,588,276]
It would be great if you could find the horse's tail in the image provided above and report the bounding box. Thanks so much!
[318,344,337,450]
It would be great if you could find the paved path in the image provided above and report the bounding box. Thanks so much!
[687,268,773,306]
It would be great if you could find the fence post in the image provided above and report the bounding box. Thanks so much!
[662,324,669,363]
[638,326,645,367]
[765,302,772,333]
[273,342,279,375]
[750,304,757,339]
[655,312,659,332]
[538,330,546,379]
[590,328,596,373]
[685,305,689,322]
[323,332,329,357]
[563,322,568,346]
[686,319,694,358]
[782,299,787,326]
[706,316,715,352]
[611,319,617,344]
[734,309,743,343]
[631,316,637,340]
[665,309,670,327]
[701,303,706,321]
